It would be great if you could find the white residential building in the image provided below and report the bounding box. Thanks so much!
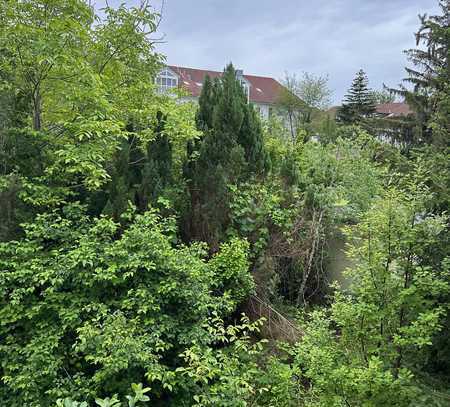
[156,65,284,120]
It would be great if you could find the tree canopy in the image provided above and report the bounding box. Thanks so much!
[337,69,376,124]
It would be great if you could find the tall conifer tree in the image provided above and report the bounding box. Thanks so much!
[337,69,376,124]
[239,103,270,175]
[102,138,136,220]
[139,111,172,210]
[195,75,218,131]
[392,0,450,145]
[102,113,173,219]
[183,63,268,247]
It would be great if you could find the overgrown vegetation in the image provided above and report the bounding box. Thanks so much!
[0,0,449,406]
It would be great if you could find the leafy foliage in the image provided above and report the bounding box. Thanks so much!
[1,1,449,406]
[0,204,252,405]
[291,187,449,406]
[277,72,332,141]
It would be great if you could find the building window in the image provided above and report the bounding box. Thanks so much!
[238,77,250,103]
[254,105,266,119]
[156,69,178,93]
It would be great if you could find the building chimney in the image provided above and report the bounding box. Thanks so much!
[236,69,243,77]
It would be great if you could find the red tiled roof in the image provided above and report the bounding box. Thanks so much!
[168,65,284,105]
[375,102,414,117]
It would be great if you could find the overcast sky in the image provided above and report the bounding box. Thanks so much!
[105,0,439,104]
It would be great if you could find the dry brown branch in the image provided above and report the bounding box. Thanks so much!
[245,294,303,343]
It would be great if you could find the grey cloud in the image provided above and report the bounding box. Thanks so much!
[103,0,440,103]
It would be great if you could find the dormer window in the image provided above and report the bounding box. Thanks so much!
[156,69,178,93]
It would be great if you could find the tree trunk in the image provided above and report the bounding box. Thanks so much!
[297,210,324,306]
[33,86,42,131]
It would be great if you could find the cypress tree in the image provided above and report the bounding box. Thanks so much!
[195,75,218,131]
[239,103,270,175]
[337,69,376,124]
[183,75,218,243]
[210,63,246,164]
[183,63,269,247]
[102,112,173,219]
[102,138,135,220]
[184,75,219,185]
[139,111,172,210]
[189,64,245,247]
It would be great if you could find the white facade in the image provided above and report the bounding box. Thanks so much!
[254,103,271,120]
[155,68,178,93]
[155,68,276,122]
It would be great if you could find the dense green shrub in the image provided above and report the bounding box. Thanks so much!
[0,205,252,405]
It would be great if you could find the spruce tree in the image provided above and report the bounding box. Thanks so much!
[392,0,450,146]
[337,69,376,124]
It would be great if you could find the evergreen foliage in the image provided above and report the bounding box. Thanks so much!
[102,137,137,220]
[184,64,268,247]
[240,102,271,175]
[102,113,173,221]
[337,69,376,124]
[391,0,450,146]
[195,75,218,132]
[139,111,173,210]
